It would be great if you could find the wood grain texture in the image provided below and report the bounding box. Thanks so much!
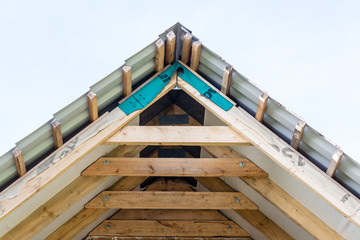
[165,31,176,65]
[155,39,165,72]
[87,91,98,122]
[190,41,202,71]
[122,65,132,96]
[85,191,258,210]
[82,157,267,177]
[326,149,343,177]
[181,32,193,65]
[86,237,251,240]
[51,119,63,148]
[254,92,268,122]
[12,148,26,177]
[221,65,233,95]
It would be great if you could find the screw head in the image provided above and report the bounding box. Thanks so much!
[104,160,110,165]
[239,161,245,167]
[235,198,240,203]
[228,226,232,231]
[104,196,109,201]
[106,224,111,229]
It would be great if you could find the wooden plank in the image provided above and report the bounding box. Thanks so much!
[51,119,63,148]
[82,157,267,177]
[196,176,293,240]
[86,237,251,240]
[290,120,306,149]
[155,39,165,72]
[254,92,268,122]
[176,61,360,227]
[122,65,132,96]
[89,220,250,237]
[87,91,98,122]
[12,148,26,177]
[104,126,251,146]
[181,32,192,65]
[165,31,176,65]
[221,65,233,95]
[85,191,257,210]
[144,177,195,192]
[326,149,344,177]
[190,41,202,71]
[45,176,147,240]
[203,146,344,240]
[111,209,228,221]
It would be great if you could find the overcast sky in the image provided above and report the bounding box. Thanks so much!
[0,0,359,162]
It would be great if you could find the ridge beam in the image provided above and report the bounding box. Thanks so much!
[104,126,251,146]
[82,157,267,177]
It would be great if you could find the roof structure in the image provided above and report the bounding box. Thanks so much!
[0,22,359,239]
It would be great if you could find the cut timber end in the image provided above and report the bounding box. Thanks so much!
[181,32,193,65]
[165,31,176,65]
[221,65,233,95]
[87,91,98,122]
[255,92,269,122]
[122,65,132,96]
[190,41,202,72]
[326,149,344,177]
[155,39,165,72]
[290,120,306,149]
[12,148,26,177]
[51,119,63,148]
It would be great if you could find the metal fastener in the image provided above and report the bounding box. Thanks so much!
[106,224,111,229]
[235,198,240,203]
[104,196,109,201]
[104,160,110,165]
[239,161,245,167]
[228,226,232,231]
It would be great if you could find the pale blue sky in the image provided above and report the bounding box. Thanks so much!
[0,0,359,162]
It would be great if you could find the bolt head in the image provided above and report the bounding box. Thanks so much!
[235,198,240,203]
[228,226,232,231]
[104,196,109,201]
[106,224,111,229]
[239,161,245,167]
[104,160,110,165]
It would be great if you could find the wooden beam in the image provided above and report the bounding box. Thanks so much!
[254,92,268,122]
[51,119,63,148]
[203,145,344,240]
[87,91,98,122]
[181,32,192,65]
[290,120,306,149]
[12,148,26,177]
[221,65,233,95]
[82,157,267,177]
[190,41,202,71]
[122,65,132,96]
[326,149,344,177]
[89,220,250,237]
[176,61,360,228]
[104,126,251,146]
[165,31,176,65]
[85,191,257,210]
[86,237,251,240]
[155,39,165,72]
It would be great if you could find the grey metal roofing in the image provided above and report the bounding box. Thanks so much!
[0,22,359,198]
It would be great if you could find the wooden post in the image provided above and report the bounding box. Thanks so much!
[290,120,306,149]
[155,39,165,72]
[326,149,343,177]
[12,148,26,177]
[122,65,132,96]
[221,65,233,95]
[165,31,176,65]
[51,119,63,148]
[255,92,269,122]
[181,32,192,65]
[190,41,202,72]
[87,91,98,122]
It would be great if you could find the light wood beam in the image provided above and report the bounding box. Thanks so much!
[85,191,258,210]
[290,120,306,149]
[82,157,267,177]
[255,92,268,122]
[155,39,165,72]
[326,149,343,177]
[89,220,250,237]
[104,126,251,146]
[165,31,176,65]
[51,119,63,148]
[12,148,26,177]
[87,91,98,122]
[122,65,132,96]
[203,145,344,240]
[181,32,192,65]
[221,65,233,95]
[190,41,202,71]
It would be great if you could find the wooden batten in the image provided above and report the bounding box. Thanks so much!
[51,119,63,148]
[165,31,176,65]
[12,148,26,177]
[122,65,132,96]
[190,41,202,71]
[326,149,344,177]
[290,120,306,149]
[87,91,98,122]
[155,39,165,72]
[255,92,269,122]
[221,65,233,95]
[181,32,193,65]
